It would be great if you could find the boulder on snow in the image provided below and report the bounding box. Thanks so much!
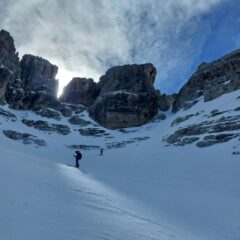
[68,115,91,126]
[157,93,176,112]
[78,127,109,137]
[22,119,71,135]
[0,107,16,120]
[67,144,100,150]
[35,108,62,120]
[3,130,46,146]
[165,113,240,146]
[105,136,150,149]
[171,112,200,127]
[196,134,239,148]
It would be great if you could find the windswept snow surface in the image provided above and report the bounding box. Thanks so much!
[1,90,240,240]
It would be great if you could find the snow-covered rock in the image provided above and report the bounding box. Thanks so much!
[173,49,240,112]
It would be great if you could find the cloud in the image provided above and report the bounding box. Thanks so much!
[0,0,226,94]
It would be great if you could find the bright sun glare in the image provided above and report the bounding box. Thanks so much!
[56,67,81,98]
[50,59,101,98]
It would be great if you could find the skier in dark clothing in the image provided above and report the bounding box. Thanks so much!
[100,148,104,156]
[74,151,82,168]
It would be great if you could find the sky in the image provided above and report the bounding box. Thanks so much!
[0,0,240,95]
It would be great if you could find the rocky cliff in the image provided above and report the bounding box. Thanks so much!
[158,93,176,112]
[0,30,72,115]
[0,30,20,102]
[0,30,20,75]
[0,67,12,101]
[89,91,159,129]
[97,63,156,95]
[5,54,59,110]
[173,49,240,112]
[60,77,98,107]
[20,54,58,97]
[89,64,160,129]
[1,29,240,130]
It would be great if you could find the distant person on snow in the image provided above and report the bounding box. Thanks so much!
[74,151,82,168]
[100,148,104,156]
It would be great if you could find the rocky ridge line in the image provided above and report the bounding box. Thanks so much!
[1,29,240,130]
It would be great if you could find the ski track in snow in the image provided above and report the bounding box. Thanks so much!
[1,90,240,239]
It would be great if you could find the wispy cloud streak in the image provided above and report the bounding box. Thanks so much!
[0,0,226,93]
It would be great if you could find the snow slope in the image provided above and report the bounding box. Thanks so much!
[1,90,240,240]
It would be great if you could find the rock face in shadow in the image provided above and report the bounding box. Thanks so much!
[89,63,159,129]
[0,67,12,101]
[35,108,62,120]
[60,77,98,107]
[0,30,20,102]
[89,91,159,129]
[0,30,20,75]
[158,93,176,112]
[0,30,61,110]
[20,54,59,97]
[173,49,240,112]
[97,63,156,95]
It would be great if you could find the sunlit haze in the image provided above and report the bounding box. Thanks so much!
[49,59,101,97]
